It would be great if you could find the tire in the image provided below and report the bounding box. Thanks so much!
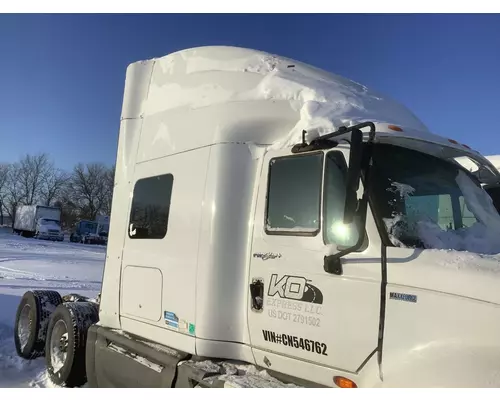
[14,290,63,359]
[45,302,99,387]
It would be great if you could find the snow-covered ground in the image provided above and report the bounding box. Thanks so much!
[0,227,105,388]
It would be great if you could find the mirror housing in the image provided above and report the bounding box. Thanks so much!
[312,122,376,275]
[343,128,363,225]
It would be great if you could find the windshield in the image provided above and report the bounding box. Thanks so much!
[40,219,60,226]
[368,144,500,254]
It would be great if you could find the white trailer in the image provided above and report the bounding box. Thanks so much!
[13,205,64,241]
[12,46,500,388]
[95,215,110,243]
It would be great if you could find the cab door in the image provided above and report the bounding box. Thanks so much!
[247,148,382,385]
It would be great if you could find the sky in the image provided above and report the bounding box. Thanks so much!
[1,13,500,169]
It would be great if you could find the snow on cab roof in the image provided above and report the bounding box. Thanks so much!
[120,46,498,185]
[122,46,430,149]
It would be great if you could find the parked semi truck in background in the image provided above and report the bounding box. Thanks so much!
[13,205,64,241]
[70,219,108,245]
[70,216,110,244]
[12,46,500,388]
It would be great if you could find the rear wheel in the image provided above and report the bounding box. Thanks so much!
[14,290,63,359]
[45,302,99,387]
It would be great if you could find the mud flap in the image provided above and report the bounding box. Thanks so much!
[86,325,189,388]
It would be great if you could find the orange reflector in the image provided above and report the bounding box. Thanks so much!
[388,125,403,132]
[448,139,458,144]
[333,376,357,388]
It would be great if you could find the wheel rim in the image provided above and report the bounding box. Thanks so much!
[18,304,33,352]
[50,320,69,374]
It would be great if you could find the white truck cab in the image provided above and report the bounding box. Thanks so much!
[36,217,64,241]
[20,46,500,388]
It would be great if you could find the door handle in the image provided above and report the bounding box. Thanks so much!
[250,278,264,311]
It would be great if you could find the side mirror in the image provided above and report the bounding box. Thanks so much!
[343,129,363,224]
[323,126,374,275]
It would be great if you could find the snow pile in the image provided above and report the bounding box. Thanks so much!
[383,214,407,248]
[430,249,500,274]
[188,360,299,388]
[415,221,500,255]
[241,61,427,150]
[148,47,429,148]
[0,228,104,387]
[457,170,500,225]
[385,171,500,255]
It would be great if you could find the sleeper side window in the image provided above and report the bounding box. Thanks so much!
[128,173,174,239]
[265,153,323,236]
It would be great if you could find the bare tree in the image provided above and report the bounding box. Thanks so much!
[0,164,10,225]
[5,163,25,225]
[70,163,108,220]
[18,153,54,205]
[101,164,115,215]
[1,153,115,229]
[54,192,79,230]
[41,168,70,206]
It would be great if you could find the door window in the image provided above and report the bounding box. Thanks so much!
[265,153,323,236]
